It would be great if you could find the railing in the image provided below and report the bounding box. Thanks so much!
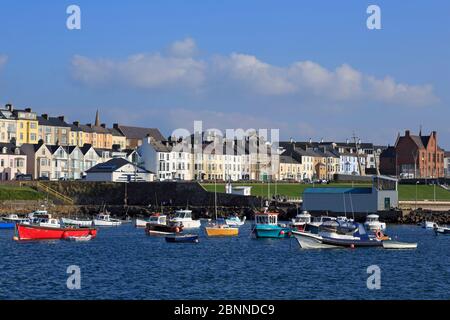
[35,182,74,205]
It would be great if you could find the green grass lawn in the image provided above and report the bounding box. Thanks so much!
[0,185,45,201]
[201,182,450,201]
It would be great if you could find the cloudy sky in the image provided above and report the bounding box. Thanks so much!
[0,1,449,148]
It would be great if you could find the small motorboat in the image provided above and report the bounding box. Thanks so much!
[364,214,386,232]
[65,235,93,242]
[14,223,97,241]
[205,218,239,237]
[421,221,437,229]
[253,209,291,239]
[382,241,417,249]
[2,214,29,224]
[61,217,93,227]
[434,225,450,235]
[93,213,122,227]
[292,230,339,249]
[165,234,199,243]
[225,216,246,227]
[135,214,166,228]
[170,210,201,229]
[145,218,183,236]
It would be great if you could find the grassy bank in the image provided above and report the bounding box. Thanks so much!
[201,182,450,201]
[0,185,45,201]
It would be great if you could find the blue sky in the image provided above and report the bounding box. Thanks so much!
[0,0,449,148]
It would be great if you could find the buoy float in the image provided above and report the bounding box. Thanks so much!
[350,244,355,249]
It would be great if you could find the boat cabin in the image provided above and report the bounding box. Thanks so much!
[96,214,111,221]
[292,211,311,224]
[173,210,192,220]
[255,212,279,225]
[148,215,167,225]
[365,214,380,223]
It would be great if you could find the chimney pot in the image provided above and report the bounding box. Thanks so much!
[42,114,49,120]
[405,130,410,136]
[73,121,79,127]
[100,123,106,128]
[25,108,32,112]
[58,116,65,122]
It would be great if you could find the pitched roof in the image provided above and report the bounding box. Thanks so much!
[280,155,300,164]
[86,157,150,173]
[37,116,71,128]
[0,143,25,155]
[116,125,165,141]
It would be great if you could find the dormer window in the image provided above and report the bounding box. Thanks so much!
[2,147,7,154]
[14,148,20,155]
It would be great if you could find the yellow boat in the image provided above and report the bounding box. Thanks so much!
[205,223,239,237]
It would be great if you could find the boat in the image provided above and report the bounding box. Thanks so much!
[61,217,93,227]
[305,216,337,234]
[135,214,166,228]
[292,220,384,249]
[165,234,199,243]
[422,221,437,229]
[14,223,97,241]
[364,214,386,231]
[225,216,246,226]
[93,214,122,227]
[382,241,417,249]
[65,235,93,242]
[205,218,239,237]
[2,214,29,224]
[253,209,291,238]
[434,225,450,235]
[290,211,312,231]
[170,210,201,229]
[292,230,339,249]
[25,213,61,228]
[145,216,183,235]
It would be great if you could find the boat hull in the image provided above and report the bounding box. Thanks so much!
[165,234,199,243]
[254,225,291,238]
[135,218,149,228]
[205,226,238,237]
[435,227,450,235]
[15,224,97,241]
[383,241,417,249]
[145,223,182,235]
[170,220,201,229]
[320,236,383,247]
[93,219,121,227]
[61,218,93,227]
[292,231,338,249]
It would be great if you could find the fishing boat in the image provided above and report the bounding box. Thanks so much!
[292,230,339,249]
[13,223,97,241]
[165,234,199,243]
[253,209,291,238]
[170,210,201,229]
[434,225,450,235]
[305,216,337,234]
[135,214,165,228]
[422,221,437,229]
[61,217,93,227]
[382,241,417,249]
[25,213,61,228]
[290,211,312,231]
[65,235,93,242]
[93,214,122,227]
[2,214,29,224]
[225,216,246,226]
[145,216,183,235]
[364,214,386,231]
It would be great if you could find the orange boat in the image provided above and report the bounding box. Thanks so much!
[14,223,97,241]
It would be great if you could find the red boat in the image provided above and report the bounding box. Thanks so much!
[14,223,97,241]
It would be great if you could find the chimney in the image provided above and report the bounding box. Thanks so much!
[113,123,119,129]
[42,114,49,120]
[87,123,92,128]
[309,138,312,144]
[100,123,106,128]
[5,103,13,111]
[73,121,79,127]
[58,116,65,122]
[405,130,410,137]
[25,108,32,112]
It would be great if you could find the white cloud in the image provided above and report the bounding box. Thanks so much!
[70,39,438,107]
[168,37,198,57]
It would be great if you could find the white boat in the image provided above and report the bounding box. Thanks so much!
[61,217,93,227]
[2,214,29,223]
[434,225,450,235]
[383,241,417,249]
[135,214,167,228]
[364,214,386,231]
[306,216,337,234]
[170,210,201,229]
[93,214,122,227]
[225,216,246,226]
[421,221,437,229]
[291,211,311,231]
[65,235,93,242]
[292,230,338,249]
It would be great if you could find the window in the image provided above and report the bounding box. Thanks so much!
[30,122,36,129]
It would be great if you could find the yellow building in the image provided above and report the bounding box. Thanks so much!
[70,122,84,147]
[77,111,113,149]
[278,155,302,181]
[14,108,39,145]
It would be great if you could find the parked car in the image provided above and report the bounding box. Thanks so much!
[38,176,50,181]
[15,174,33,181]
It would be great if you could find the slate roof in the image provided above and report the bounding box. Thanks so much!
[116,125,165,141]
[86,158,150,173]
[280,155,300,164]
[0,143,25,155]
[37,116,71,127]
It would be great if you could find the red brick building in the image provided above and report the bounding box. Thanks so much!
[393,130,445,178]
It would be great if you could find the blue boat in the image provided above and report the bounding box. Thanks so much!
[165,234,199,243]
[253,210,291,238]
[0,221,15,229]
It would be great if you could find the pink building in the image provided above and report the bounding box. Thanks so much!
[0,143,27,180]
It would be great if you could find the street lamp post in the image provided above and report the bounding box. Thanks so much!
[415,181,419,210]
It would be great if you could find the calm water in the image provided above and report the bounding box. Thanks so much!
[1,223,449,300]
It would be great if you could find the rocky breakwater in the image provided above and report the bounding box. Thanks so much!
[398,209,450,225]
